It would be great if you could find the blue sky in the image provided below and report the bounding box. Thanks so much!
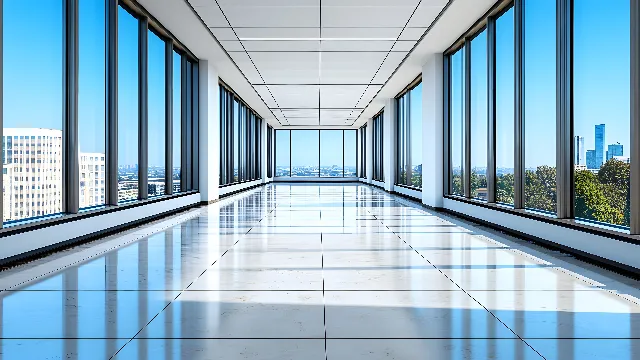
[3,0,183,167]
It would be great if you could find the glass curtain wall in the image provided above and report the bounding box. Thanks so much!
[274,130,358,178]
[395,81,423,188]
[1,0,199,225]
[372,112,384,182]
[444,0,635,233]
[172,52,182,192]
[218,84,263,186]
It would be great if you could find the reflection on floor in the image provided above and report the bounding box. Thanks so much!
[0,184,639,359]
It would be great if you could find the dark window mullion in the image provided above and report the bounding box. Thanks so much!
[64,0,80,213]
[138,17,148,200]
[164,42,173,195]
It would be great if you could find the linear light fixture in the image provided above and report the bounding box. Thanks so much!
[238,37,397,41]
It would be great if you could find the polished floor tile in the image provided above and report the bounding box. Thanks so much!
[0,184,638,359]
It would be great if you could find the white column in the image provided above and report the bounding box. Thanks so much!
[383,98,396,192]
[198,60,220,203]
[262,119,270,183]
[422,54,444,208]
[365,118,372,183]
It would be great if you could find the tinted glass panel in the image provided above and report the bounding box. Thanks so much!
[320,130,343,177]
[291,130,319,177]
[148,31,165,197]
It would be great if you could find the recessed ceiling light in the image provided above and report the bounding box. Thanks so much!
[238,37,397,41]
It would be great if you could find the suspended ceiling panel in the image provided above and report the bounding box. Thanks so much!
[188,0,449,127]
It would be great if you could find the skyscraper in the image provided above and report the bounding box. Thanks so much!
[574,136,585,165]
[595,124,605,168]
[607,142,623,161]
[586,149,597,170]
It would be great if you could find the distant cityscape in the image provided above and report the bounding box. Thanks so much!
[575,124,629,172]
[275,165,357,177]
[2,128,181,223]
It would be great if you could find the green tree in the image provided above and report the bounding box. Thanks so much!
[597,159,630,226]
[525,166,556,212]
[575,169,623,225]
[496,173,515,204]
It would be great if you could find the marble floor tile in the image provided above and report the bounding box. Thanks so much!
[1,184,639,359]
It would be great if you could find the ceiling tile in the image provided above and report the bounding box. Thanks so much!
[225,40,321,52]
[320,40,393,52]
[407,4,446,27]
[321,6,416,27]
[192,5,228,26]
[219,5,319,27]
[209,27,237,41]
[320,85,367,108]
[257,85,320,108]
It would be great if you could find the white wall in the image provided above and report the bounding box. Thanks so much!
[0,194,201,262]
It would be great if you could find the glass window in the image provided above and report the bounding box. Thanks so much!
[410,83,422,188]
[267,125,273,178]
[524,0,556,213]
[397,93,408,185]
[233,99,239,182]
[3,0,63,221]
[470,31,488,200]
[344,130,357,177]
[373,112,384,181]
[147,31,166,197]
[573,0,630,227]
[173,51,182,192]
[275,130,290,177]
[117,6,139,203]
[496,7,515,205]
[449,48,465,195]
[79,0,106,208]
[291,130,319,177]
[320,130,343,177]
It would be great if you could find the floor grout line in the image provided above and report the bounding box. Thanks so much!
[108,205,278,360]
[366,207,549,359]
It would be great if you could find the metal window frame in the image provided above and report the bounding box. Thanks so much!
[64,0,80,213]
[0,0,3,224]
[191,61,199,190]
[463,38,472,198]
[487,15,497,204]
[514,0,525,209]
[138,17,149,200]
[180,55,188,192]
[556,0,573,219]
[632,0,640,234]
[106,0,119,206]
[443,54,451,195]
[165,42,173,195]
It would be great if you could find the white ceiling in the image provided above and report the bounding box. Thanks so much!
[188,0,449,127]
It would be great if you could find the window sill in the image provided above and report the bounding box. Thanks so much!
[443,194,639,245]
[0,191,199,238]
